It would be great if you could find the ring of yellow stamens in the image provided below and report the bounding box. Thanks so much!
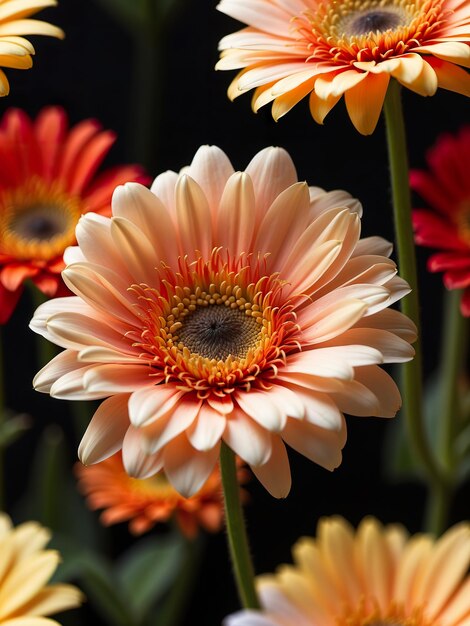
[128,251,301,399]
[294,0,445,64]
[455,201,470,245]
[340,599,431,626]
[0,178,82,261]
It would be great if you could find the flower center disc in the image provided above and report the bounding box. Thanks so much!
[343,8,404,35]
[177,304,261,361]
[0,180,82,261]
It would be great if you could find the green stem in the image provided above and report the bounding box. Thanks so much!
[425,480,452,536]
[425,289,468,535]
[219,442,260,609]
[383,79,444,489]
[439,289,468,474]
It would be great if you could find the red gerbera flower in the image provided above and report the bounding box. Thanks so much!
[0,106,148,323]
[412,127,470,315]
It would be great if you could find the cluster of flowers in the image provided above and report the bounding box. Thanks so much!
[0,0,469,623]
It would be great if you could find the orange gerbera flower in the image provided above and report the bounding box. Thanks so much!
[0,0,63,95]
[0,106,148,323]
[226,517,470,626]
[31,146,415,498]
[75,452,247,537]
[216,0,470,134]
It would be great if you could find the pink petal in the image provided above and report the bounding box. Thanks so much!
[186,404,227,451]
[122,426,164,478]
[141,395,201,453]
[163,434,220,497]
[251,435,291,498]
[223,408,272,465]
[129,386,184,427]
[281,417,346,470]
[78,395,131,464]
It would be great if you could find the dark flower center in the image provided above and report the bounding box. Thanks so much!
[10,205,69,241]
[346,9,403,35]
[177,305,260,361]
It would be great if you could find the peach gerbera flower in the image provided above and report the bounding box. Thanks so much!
[76,452,246,537]
[0,513,82,625]
[216,0,470,134]
[0,106,148,323]
[0,0,63,95]
[31,146,416,498]
[226,517,470,626]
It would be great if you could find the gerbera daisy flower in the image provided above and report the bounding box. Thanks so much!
[0,513,82,624]
[412,127,470,315]
[75,452,248,537]
[31,145,416,498]
[0,106,148,323]
[216,0,470,134]
[0,0,63,95]
[226,516,470,626]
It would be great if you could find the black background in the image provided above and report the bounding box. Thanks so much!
[3,0,470,624]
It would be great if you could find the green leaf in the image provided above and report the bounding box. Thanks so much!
[50,533,134,626]
[116,532,185,624]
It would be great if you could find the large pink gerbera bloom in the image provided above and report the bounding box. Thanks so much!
[216,0,470,134]
[31,146,416,498]
[0,106,148,323]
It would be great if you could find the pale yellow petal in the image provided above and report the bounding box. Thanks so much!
[20,583,83,617]
[0,19,64,38]
[0,551,59,619]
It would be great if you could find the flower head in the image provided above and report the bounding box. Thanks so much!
[0,106,148,323]
[31,145,415,498]
[0,0,63,94]
[216,0,470,134]
[0,513,82,624]
[76,452,247,537]
[412,127,470,315]
[226,516,470,626]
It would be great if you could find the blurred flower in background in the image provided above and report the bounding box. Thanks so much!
[226,516,470,626]
[216,0,470,134]
[0,513,82,624]
[412,127,470,316]
[0,106,148,323]
[0,0,63,95]
[76,453,249,537]
[31,145,415,499]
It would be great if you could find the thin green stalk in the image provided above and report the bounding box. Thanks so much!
[439,289,468,474]
[383,79,444,489]
[220,442,260,609]
[425,289,468,535]
[425,480,452,536]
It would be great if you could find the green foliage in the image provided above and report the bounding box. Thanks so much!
[52,532,186,626]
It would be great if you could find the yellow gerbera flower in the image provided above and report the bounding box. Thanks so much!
[0,0,63,95]
[0,513,82,625]
[226,516,470,626]
[217,0,470,134]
